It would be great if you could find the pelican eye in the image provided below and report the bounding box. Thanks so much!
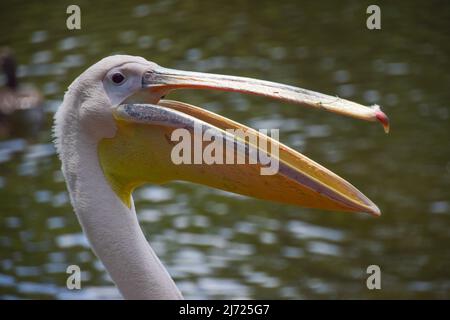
[111,72,125,84]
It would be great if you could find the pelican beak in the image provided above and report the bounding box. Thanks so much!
[142,65,390,133]
[98,64,387,216]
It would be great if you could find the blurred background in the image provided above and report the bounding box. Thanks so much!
[0,0,449,299]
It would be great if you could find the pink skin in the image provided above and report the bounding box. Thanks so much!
[375,110,390,133]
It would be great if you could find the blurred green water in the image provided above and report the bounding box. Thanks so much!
[0,0,449,299]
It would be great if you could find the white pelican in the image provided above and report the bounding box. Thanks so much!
[54,55,389,299]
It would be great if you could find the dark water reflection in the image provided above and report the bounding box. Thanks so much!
[0,1,449,299]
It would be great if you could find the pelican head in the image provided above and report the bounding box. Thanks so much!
[54,55,388,299]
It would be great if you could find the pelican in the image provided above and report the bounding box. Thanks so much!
[54,55,389,299]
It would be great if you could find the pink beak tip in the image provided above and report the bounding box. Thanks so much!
[372,105,390,134]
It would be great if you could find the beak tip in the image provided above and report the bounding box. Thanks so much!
[367,204,382,217]
[373,106,390,134]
